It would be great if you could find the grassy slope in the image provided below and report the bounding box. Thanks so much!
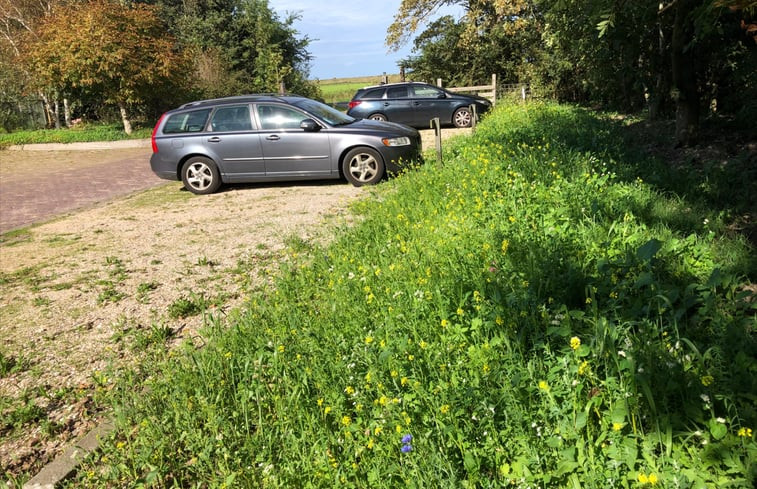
[74,103,755,488]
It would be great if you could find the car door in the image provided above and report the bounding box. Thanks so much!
[410,84,455,126]
[206,104,265,180]
[254,104,332,177]
[383,85,413,124]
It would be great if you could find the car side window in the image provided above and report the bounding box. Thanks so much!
[412,85,444,98]
[363,88,386,99]
[386,86,409,98]
[162,109,212,134]
[210,105,253,132]
[256,105,306,130]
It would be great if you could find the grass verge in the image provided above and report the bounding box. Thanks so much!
[72,103,755,488]
[0,123,151,148]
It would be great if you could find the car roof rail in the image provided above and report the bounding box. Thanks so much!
[176,93,307,109]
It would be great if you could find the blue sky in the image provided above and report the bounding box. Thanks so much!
[270,0,463,80]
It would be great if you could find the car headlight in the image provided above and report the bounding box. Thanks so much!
[382,136,411,147]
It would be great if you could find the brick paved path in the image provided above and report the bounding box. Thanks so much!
[0,147,163,233]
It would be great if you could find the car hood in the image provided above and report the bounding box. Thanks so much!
[335,118,420,136]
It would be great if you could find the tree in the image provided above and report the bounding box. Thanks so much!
[148,0,316,98]
[391,0,542,86]
[24,0,191,133]
[390,0,755,147]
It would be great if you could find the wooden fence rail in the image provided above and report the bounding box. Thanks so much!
[436,74,498,105]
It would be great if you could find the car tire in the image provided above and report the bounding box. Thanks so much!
[343,147,385,186]
[181,157,222,195]
[453,107,473,128]
[368,113,387,122]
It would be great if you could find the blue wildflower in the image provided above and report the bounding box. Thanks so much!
[402,434,413,444]
[401,444,413,453]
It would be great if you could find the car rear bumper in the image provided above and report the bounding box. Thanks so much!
[150,153,180,181]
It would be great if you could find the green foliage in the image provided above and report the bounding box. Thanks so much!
[393,0,757,132]
[156,0,318,99]
[80,103,755,488]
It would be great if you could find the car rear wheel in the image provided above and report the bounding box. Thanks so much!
[453,107,473,128]
[343,147,384,186]
[181,157,222,195]
[368,113,387,122]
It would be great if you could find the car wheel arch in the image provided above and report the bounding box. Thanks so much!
[177,153,223,181]
[339,145,386,183]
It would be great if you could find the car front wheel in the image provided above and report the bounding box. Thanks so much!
[181,157,222,195]
[453,107,473,128]
[343,147,385,186]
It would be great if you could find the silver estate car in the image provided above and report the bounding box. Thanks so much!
[150,95,422,194]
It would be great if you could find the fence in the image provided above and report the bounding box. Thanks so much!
[434,76,533,105]
[436,74,498,105]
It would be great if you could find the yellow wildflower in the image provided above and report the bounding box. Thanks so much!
[440,404,450,414]
[578,361,590,376]
[570,336,581,350]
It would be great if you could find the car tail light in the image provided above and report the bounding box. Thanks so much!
[348,100,362,110]
[151,113,166,153]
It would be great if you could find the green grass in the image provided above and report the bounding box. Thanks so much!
[0,122,152,148]
[317,75,403,106]
[73,102,756,488]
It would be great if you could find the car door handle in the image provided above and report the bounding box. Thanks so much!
[383,102,390,107]
[207,136,221,143]
[413,102,421,106]
[266,135,280,141]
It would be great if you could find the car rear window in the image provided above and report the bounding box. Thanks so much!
[162,109,212,134]
[386,86,409,98]
[361,88,386,99]
[210,105,252,132]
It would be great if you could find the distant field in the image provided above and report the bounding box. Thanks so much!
[316,74,404,105]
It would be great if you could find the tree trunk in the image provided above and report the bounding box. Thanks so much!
[63,98,71,128]
[671,0,699,146]
[40,93,53,128]
[52,98,61,129]
[118,102,133,135]
[650,2,669,120]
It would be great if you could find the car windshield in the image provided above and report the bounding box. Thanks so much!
[292,99,355,126]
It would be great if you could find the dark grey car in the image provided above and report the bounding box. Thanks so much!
[150,95,422,194]
[346,82,491,128]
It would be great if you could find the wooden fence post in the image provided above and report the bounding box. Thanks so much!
[430,117,442,165]
[492,74,497,106]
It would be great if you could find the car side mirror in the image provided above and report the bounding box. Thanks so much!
[437,93,447,99]
[300,118,321,132]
